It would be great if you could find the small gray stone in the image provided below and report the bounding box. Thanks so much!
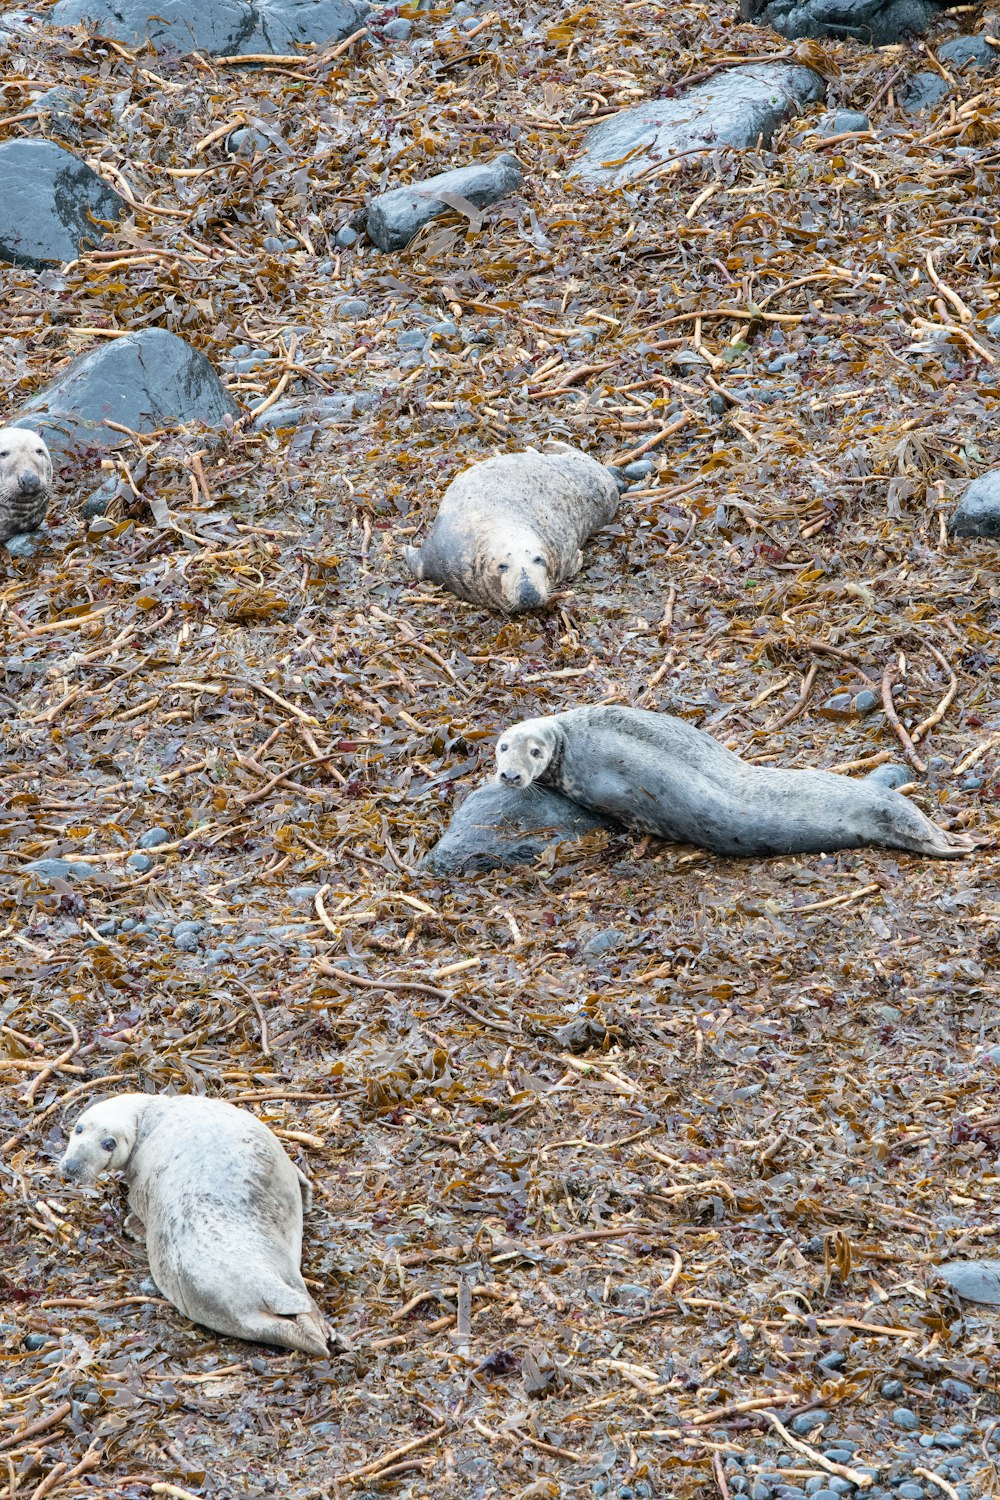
[336,297,370,319]
[262,234,284,253]
[81,476,121,518]
[893,1407,921,1431]
[818,108,870,133]
[938,35,995,70]
[791,1410,830,1436]
[583,928,625,956]
[126,852,153,875]
[4,532,42,558]
[902,72,950,113]
[952,470,1000,538]
[854,688,879,713]
[383,15,412,37]
[96,920,118,935]
[808,1492,840,1500]
[171,921,202,939]
[138,826,170,849]
[367,152,523,252]
[251,393,357,431]
[335,225,359,247]
[897,1487,925,1500]
[23,857,98,882]
[173,931,200,952]
[397,329,429,349]
[623,459,654,480]
[986,315,1000,337]
[864,763,911,791]
[880,1378,905,1398]
[288,884,322,905]
[942,1381,973,1402]
[32,85,84,141]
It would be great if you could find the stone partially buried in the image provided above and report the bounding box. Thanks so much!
[50,0,370,56]
[13,328,239,465]
[747,0,946,43]
[0,139,124,269]
[366,153,524,252]
[573,64,824,187]
[423,783,615,875]
[951,470,1000,538]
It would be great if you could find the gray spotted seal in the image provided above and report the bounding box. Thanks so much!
[0,428,52,542]
[494,705,976,858]
[403,441,619,611]
[59,1093,329,1356]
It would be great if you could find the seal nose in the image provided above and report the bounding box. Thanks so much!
[18,470,41,495]
[59,1156,82,1182]
[500,770,523,787]
[515,573,545,610]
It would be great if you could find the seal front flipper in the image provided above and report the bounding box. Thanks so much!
[403,544,426,580]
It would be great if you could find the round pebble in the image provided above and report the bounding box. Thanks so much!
[173,933,200,952]
[897,1486,924,1500]
[335,226,359,248]
[623,458,655,480]
[125,852,153,874]
[880,1378,904,1398]
[854,688,878,713]
[893,1408,920,1431]
[791,1410,830,1436]
[23,1333,49,1350]
[138,826,170,849]
[383,15,412,37]
[337,298,369,319]
[397,329,428,349]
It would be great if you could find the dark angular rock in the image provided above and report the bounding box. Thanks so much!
[367,153,523,252]
[0,139,124,270]
[32,86,85,142]
[902,72,951,112]
[573,65,824,186]
[12,328,239,465]
[938,34,996,69]
[50,0,370,56]
[951,471,1000,538]
[423,783,615,875]
[750,0,943,44]
[22,857,103,882]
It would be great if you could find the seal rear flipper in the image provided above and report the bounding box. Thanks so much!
[403,544,425,580]
[260,1287,330,1355]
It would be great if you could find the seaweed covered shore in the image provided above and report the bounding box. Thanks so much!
[2,0,1000,1495]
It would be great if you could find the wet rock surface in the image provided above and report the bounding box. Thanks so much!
[12,328,239,464]
[49,0,370,55]
[0,139,124,269]
[573,65,825,186]
[951,471,1000,537]
[424,782,614,873]
[750,0,944,43]
[366,153,524,252]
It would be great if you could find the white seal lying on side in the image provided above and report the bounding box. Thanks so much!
[0,428,52,542]
[403,441,619,612]
[59,1093,329,1355]
[494,705,976,858]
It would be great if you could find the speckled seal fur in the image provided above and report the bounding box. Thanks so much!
[403,441,619,612]
[0,428,52,542]
[60,1094,329,1355]
[495,705,976,858]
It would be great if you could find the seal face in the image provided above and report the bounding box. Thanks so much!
[60,1093,329,1356]
[0,428,52,542]
[494,705,976,859]
[404,442,619,612]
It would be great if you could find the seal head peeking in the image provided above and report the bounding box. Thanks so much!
[404,442,619,613]
[60,1093,330,1356]
[0,427,52,542]
[495,716,563,787]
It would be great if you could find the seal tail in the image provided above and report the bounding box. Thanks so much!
[259,1284,330,1356]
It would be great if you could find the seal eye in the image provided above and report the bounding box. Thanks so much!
[530,748,543,759]
[101,1137,117,1152]
[0,450,8,459]
[74,1123,83,1135]
[532,556,545,566]
[499,742,508,752]
[497,564,509,574]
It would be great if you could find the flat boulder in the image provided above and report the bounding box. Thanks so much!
[0,139,124,269]
[13,328,239,465]
[951,471,1000,538]
[748,0,944,42]
[367,153,523,252]
[50,0,369,55]
[572,65,824,187]
[423,782,615,875]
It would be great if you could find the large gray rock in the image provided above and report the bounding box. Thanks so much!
[937,1260,1000,1305]
[938,34,997,69]
[572,66,824,187]
[901,71,951,112]
[749,0,943,42]
[50,0,369,54]
[951,471,1000,538]
[367,154,523,252]
[0,140,124,270]
[13,328,239,465]
[424,783,614,875]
